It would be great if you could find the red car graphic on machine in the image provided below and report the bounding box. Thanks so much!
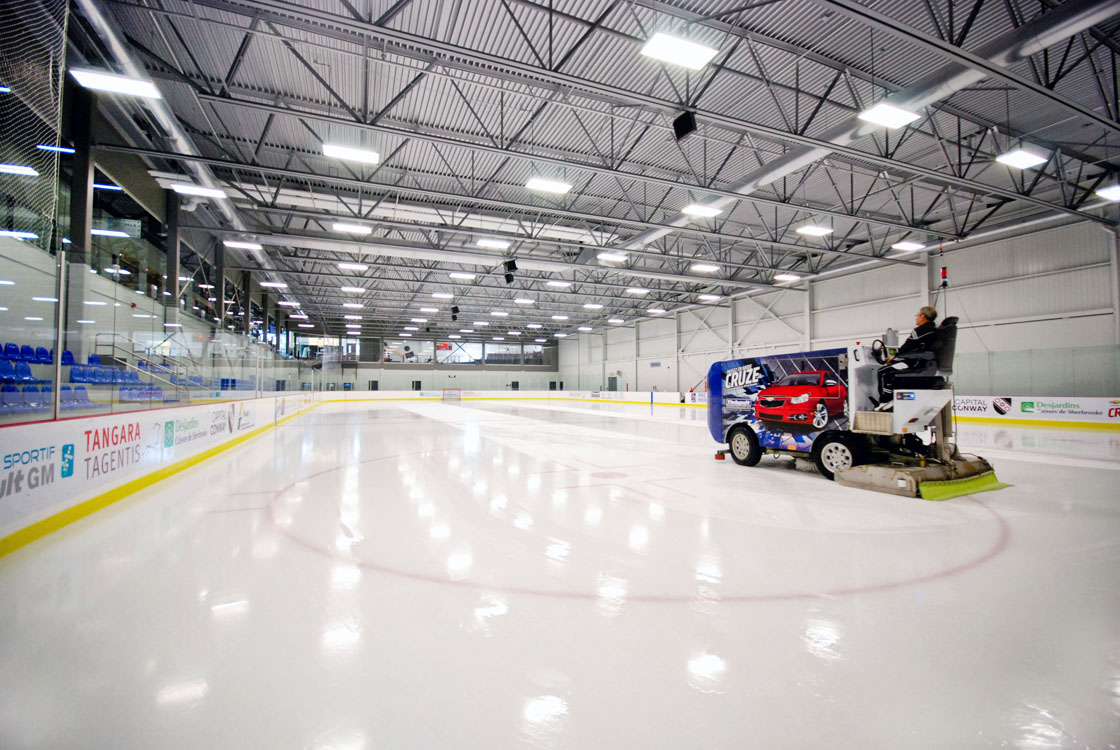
[754,371,846,429]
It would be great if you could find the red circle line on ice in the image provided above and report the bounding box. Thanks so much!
[265,450,1010,603]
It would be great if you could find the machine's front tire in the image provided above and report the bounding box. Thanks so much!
[812,432,862,480]
[727,425,762,466]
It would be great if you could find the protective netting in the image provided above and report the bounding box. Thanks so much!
[0,0,68,252]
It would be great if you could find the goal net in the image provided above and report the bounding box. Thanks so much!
[441,388,462,403]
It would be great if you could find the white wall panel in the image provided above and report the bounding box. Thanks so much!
[813,264,921,310]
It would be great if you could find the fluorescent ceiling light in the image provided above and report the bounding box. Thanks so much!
[546,280,571,288]
[0,86,9,94]
[338,262,369,271]
[578,326,592,332]
[298,323,314,328]
[492,337,505,341]
[551,315,568,321]
[342,302,363,309]
[527,323,542,329]
[94,183,122,191]
[682,204,722,217]
[346,331,361,336]
[37,144,74,154]
[640,32,719,70]
[322,144,380,164]
[698,294,721,301]
[583,303,603,309]
[1094,184,1120,201]
[507,330,522,335]
[332,222,372,234]
[555,333,568,338]
[411,318,428,323]
[459,329,474,333]
[399,332,412,337]
[24,316,43,321]
[448,334,461,339]
[164,322,182,328]
[340,286,364,293]
[278,301,301,307]
[891,241,926,252]
[0,230,37,240]
[472,321,489,326]
[525,177,572,194]
[171,184,226,199]
[346,324,361,329]
[774,273,801,282]
[71,68,162,98]
[608,318,625,324]
[178,276,192,282]
[515,298,534,305]
[222,240,262,251]
[490,310,508,317]
[259,281,287,288]
[449,272,476,280]
[795,225,832,237]
[432,292,453,299]
[32,296,58,302]
[84,300,106,306]
[691,263,720,273]
[597,252,628,262]
[626,287,649,295]
[858,102,921,129]
[534,338,547,343]
[477,238,510,249]
[91,228,129,237]
[996,147,1048,170]
[344,316,362,323]
[197,283,214,289]
[647,308,667,314]
[289,313,309,320]
[420,307,439,313]
[77,319,94,324]
[0,164,38,177]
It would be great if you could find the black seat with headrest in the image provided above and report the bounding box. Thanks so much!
[932,316,958,375]
[889,316,959,391]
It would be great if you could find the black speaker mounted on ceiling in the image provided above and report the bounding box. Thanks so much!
[504,273,515,285]
[504,260,518,273]
[673,111,697,142]
[451,305,459,322]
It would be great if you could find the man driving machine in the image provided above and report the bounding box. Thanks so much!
[876,305,938,409]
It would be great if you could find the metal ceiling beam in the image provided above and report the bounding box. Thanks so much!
[195,91,952,239]
[813,0,1120,136]
[169,0,1116,227]
[97,143,919,267]
[622,0,1120,248]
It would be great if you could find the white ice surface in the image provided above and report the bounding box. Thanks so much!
[1,400,1118,749]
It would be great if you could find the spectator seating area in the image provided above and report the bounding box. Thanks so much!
[1,340,225,420]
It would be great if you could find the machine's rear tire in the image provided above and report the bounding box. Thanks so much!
[727,425,762,466]
[812,432,862,480]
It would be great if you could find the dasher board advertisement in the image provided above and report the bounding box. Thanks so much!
[707,348,849,454]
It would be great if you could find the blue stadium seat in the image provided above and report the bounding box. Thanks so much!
[87,354,101,366]
[60,385,76,410]
[20,345,35,362]
[61,350,75,366]
[5,343,22,361]
[73,385,93,408]
[1,385,28,414]
[35,347,51,364]
[13,362,36,383]
[0,359,15,383]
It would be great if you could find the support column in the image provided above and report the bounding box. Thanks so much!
[241,272,252,334]
[64,83,95,359]
[673,312,680,394]
[165,191,181,327]
[1109,227,1120,346]
[214,241,226,325]
[803,282,812,350]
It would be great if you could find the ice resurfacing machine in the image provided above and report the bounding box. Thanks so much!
[707,316,1001,499]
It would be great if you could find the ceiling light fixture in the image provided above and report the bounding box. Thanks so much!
[682,203,722,217]
[259,281,287,289]
[640,32,719,70]
[625,287,649,295]
[477,238,511,249]
[551,315,568,321]
[91,228,129,237]
[546,280,571,289]
[344,314,362,320]
[342,303,363,309]
[648,308,667,315]
[698,294,721,301]
[525,177,572,194]
[578,326,592,332]
[597,252,628,262]
[891,241,927,252]
[70,68,162,98]
[1094,184,1120,201]
[996,147,1048,170]
[490,311,508,317]
[774,273,801,282]
[0,164,38,177]
[223,240,262,250]
[583,303,603,310]
[171,184,226,199]
[515,298,534,305]
[449,272,476,280]
[795,225,833,237]
[340,286,364,293]
[337,262,369,271]
[858,102,921,129]
[332,222,372,235]
[433,292,453,299]
[278,301,300,307]
[322,144,380,164]
[526,323,542,329]
[289,313,309,320]
[608,318,625,324]
[691,263,720,273]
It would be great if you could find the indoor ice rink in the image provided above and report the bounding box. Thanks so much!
[2,0,1120,748]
